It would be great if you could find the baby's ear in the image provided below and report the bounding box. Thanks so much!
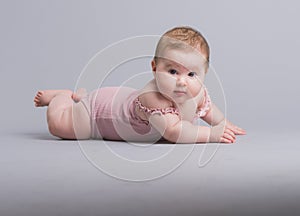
[151,59,156,72]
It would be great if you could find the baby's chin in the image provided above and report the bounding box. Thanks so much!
[169,94,193,105]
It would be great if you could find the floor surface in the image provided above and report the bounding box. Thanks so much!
[1,129,299,216]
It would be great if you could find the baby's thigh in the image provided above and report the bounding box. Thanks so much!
[73,102,91,139]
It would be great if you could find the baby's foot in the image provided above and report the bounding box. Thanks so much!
[34,90,73,107]
[72,88,87,102]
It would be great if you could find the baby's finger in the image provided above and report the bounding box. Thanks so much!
[220,137,232,143]
[226,122,246,135]
[225,128,236,139]
[232,127,246,135]
[223,133,235,142]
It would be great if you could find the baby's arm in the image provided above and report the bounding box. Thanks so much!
[149,113,233,143]
[201,102,246,136]
[149,113,209,143]
[137,90,235,143]
[201,102,224,126]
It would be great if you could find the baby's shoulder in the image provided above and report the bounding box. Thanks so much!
[138,91,173,110]
[138,79,174,109]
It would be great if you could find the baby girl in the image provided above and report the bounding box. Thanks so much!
[34,26,246,143]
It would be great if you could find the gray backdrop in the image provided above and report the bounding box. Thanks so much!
[1,0,299,134]
[1,0,300,215]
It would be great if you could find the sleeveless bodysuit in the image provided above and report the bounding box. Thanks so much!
[80,86,211,142]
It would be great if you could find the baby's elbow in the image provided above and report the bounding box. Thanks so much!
[162,121,199,143]
[163,127,181,143]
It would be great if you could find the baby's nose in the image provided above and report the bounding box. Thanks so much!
[177,76,187,86]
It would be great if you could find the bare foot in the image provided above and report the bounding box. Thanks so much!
[72,88,87,102]
[34,90,73,107]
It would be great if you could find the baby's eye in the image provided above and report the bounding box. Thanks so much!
[168,69,177,75]
[188,72,197,77]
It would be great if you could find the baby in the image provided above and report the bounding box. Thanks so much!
[34,26,246,143]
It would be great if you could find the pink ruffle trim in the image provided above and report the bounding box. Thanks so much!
[135,99,179,116]
[196,88,211,118]
[135,88,211,118]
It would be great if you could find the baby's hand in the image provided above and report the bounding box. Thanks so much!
[226,120,247,136]
[209,120,246,143]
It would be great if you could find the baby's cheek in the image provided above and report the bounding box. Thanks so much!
[155,73,176,94]
[187,81,202,97]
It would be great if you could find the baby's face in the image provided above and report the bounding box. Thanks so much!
[153,48,207,104]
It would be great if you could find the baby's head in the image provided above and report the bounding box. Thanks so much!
[152,26,210,104]
[154,26,210,72]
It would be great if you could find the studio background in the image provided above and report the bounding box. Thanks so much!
[1,0,299,134]
[1,0,299,216]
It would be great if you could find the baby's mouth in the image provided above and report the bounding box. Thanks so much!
[174,90,187,96]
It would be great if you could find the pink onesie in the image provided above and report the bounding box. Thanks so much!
[80,86,211,142]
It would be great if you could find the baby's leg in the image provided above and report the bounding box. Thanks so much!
[46,93,77,139]
[34,89,86,107]
[35,89,90,139]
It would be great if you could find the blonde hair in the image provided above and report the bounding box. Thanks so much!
[154,26,210,65]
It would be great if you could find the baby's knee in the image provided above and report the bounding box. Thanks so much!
[47,110,76,139]
[48,120,62,138]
